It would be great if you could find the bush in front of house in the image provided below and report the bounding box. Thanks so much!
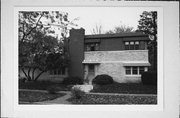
[62,76,84,85]
[46,86,59,94]
[141,71,157,85]
[92,74,114,85]
[71,85,86,99]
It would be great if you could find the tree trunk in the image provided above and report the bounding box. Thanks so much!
[21,68,29,79]
[32,68,37,81]
[34,70,45,82]
[27,68,32,81]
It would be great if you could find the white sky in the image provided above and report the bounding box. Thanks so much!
[57,7,155,34]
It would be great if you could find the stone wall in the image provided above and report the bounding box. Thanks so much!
[84,50,149,62]
[84,50,148,83]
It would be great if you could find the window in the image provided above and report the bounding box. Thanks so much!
[124,41,140,50]
[125,67,131,75]
[125,66,147,75]
[139,67,145,74]
[49,67,66,75]
[85,43,99,51]
[132,66,138,74]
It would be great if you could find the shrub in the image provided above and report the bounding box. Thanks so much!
[62,76,83,85]
[92,74,114,85]
[141,71,157,85]
[71,85,85,99]
[46,86,59,94]
[19,77,27,84]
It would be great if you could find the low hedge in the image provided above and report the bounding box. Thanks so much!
[141,71,157,85]
[69,94,157,104]
[62,76,83,85]
[92,74,113,85]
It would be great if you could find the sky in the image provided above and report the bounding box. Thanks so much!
[57,7,155,34]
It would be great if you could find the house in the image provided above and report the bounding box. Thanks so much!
[68,28,150,83]
[19,28,150,83]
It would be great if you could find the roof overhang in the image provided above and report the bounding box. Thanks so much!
[123,61,151,66]
[82,60,100,64]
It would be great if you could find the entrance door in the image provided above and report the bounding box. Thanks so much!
[88,64,95,83]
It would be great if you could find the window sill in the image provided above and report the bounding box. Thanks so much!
[125,75,141,77]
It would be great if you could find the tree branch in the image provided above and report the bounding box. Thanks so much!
[34,70,45,81]
[21,13,43,41]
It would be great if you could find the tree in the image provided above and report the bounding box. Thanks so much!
[106,25,134,34]
[91,24,104,34]
[137,11,157,71]
[19,11,77,81]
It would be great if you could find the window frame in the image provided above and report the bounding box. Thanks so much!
[125,66,147,75]
[124,41,140,50]
[85,43,100,51]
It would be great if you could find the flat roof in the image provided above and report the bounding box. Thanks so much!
[85,32,149,39]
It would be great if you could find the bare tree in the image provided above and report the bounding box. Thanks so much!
[91,24,104,34]
[106,25,134,34]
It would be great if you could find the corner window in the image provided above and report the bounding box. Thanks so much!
[125,66,148,75]
[49,67,66,75]
[124,41,139,50]
[85,43,99,51]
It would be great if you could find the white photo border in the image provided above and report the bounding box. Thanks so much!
[1,1,179,118]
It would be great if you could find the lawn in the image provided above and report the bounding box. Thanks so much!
[91,83,157,94]
[19,81,71,91]
[19,91,66,103]
[19,81,157,94]
[68,94,157,104]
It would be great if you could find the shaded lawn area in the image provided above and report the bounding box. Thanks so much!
[91,83,157,94]
[68,94,157,104]
[19,81,71,91]
[19,91,66,103]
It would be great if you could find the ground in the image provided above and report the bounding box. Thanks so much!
[19,81,157,104]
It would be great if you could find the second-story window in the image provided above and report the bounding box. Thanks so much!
[125,41,139,50]
[85,43,99,51]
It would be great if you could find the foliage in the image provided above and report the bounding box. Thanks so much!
[71,85,86,99]
[69,94,157,104]
[141,71,157,85]
[91,83,157,94]
[92,74,113,85]
[46,86,59,94]
[137,11,157,71]
[62,76,84,85]
[19,11,77,81]
[106,25,134,34]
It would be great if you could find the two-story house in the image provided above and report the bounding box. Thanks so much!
[68,28,150,83]
[19,28,150,83]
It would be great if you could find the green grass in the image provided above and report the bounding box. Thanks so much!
[68,94,157,104]
[91,83,157,94]
[19,91,66,103]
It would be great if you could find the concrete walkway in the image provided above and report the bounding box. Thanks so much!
[34,92,71,105]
